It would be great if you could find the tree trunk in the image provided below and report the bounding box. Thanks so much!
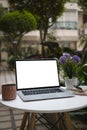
[82,40,87,63]
[39,19,48,58]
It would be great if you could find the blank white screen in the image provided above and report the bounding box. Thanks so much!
[16,60,59,89]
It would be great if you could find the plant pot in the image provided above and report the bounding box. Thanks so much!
[65,77,78,90]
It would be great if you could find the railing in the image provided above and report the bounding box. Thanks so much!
[50,21,77,30]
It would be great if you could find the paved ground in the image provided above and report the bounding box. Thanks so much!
[0,102,87,130]
[0,103,24,130]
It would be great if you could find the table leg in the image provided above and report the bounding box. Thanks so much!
[20,112,74,130]
[28,113,36,130]
[56,113,74,130]
[20,112,29,130]
[63,112,74,130]
[56,113,64,130]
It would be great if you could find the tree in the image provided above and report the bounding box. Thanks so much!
[0,5,6,17]
[0,10,37,58]
[8,0,70,57]
[77,0,87,63]
[77,0,87,14]
[0,5,6,63]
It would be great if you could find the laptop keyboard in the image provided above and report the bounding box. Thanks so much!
[22,88,63,95]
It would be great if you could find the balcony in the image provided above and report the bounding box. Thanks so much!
[48,21,78,42]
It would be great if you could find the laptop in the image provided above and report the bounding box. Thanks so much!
[15,58,74,102]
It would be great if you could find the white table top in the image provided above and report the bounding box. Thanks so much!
[0,92,87,113]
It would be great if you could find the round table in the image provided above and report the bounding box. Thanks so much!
[0,92,87,130]
[0,94,87,113]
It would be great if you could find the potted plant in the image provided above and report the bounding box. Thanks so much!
[59,53,81,89]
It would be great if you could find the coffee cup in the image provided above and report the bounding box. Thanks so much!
[2,83,16,100]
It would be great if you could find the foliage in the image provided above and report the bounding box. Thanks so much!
[63,47,74,54]
[43,41,63,58]
[59,53,81,79]
[0,10,37,40]
[77,0,87,63]
[0,10,37,60]
[77,0,87,14]
[7,55,15,69]
[7,46,39,69]
[0,5,6,63]
[77,63,87,85]
[8,0,70,56]
[0,5,6,18]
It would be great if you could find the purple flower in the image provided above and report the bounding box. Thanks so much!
[59,53,71,64]
[72,55,81,63]
[59,53,81,78]
[59,55,67,64]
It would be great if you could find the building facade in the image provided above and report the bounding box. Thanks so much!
[49,3,83,50]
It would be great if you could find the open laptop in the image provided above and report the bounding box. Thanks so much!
[15,58,74,102]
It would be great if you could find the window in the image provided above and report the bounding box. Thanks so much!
[51,10,78,30]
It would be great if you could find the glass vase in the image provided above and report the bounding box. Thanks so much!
[65,77,78,90]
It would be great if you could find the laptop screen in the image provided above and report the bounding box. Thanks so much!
[16,59,60,90]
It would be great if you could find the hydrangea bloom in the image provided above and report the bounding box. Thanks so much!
[59,55,67,64]
[72,55,81,63]
[59,53,81,78]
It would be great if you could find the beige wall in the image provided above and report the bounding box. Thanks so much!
[0,0,9,8]
[78,11,83,28]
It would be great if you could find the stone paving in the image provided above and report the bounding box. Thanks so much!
[0,103,24,130]
[0,102,87,130]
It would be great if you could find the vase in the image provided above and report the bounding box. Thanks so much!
[65,77,78,90]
